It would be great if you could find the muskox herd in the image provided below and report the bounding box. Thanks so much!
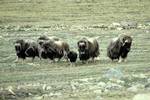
[14,33,132,65]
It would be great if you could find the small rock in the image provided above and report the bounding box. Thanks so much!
[49,92,62,97]
[120,21,137,29]
[133,93,150,100]
[112,22,121,26]
[42,84,52,91]
[94,90,102,94]
[109,79,125,85]
[46,86,52,90]
[89,85,100,90]
[104,89,109,93]
[97,82,106,88]
[132,74,147,79]
[117,27,123,30]
[139,74,147,78]
[42,84,47,90]
[127,86,138,93]
[78,78,90,83]
[146,30,149,33]
[106,82,123,90]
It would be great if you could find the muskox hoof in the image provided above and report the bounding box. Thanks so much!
[14,58,24,63]
[69,62,76,67]
[118,58,126,63]
[31,58,35,62]
[52,59,56,63]
[81,60,88,64]
[48,60,53,63]
[14,57,19,63]
[91,57,95,63]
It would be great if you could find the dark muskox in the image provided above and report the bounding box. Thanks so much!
[77,37,100,62]
[67,51,78,64]
[37,35,51,59]
[37,35,61,60]
[14,39,39,62]
[107,33,132,62]
[40,40,58,60]
[37,36,70,61]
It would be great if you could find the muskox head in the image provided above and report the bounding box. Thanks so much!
[119,34,132,52]
[15,39,25,54]
[77,39,89,54]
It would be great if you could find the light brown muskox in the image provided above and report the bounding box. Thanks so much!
[107,33,133,62]
[77,37,100,62]
[53,40,70,61]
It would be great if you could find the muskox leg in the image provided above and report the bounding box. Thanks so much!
[32,57,35,62]
[38,52,42,60]
[92,57,95,63]
[66,57,69,62]
[14,57,19,63]
[70,62,73,67]
[63,51,69,62]
[73,62,77,67]
[69,62,76,67]
[111,57,119,62]
[57,58,61,62]
[52,59,56,63]
[14,57,25,63]
[48,59,53,63]
[81,60,85,64]
[81,60,88,64]
[21,58,25,63]
[118,57,126,63]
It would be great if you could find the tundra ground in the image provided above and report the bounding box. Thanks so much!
[0,0,150,100]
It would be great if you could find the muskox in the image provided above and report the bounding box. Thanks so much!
[77,37,100,63]
[37,35,52,59]
[37,36,70,61]
[14,39,39,62]
[67,51,78,65]
[37,35,61,60]
[107,33,132,62]
[40,40,59,60]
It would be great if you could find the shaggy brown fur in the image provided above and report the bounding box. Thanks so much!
[107,33,132,62]
[37,35,70,61]
[37,35,62,60]
[77,37,100,62]
[14,39,39,61]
